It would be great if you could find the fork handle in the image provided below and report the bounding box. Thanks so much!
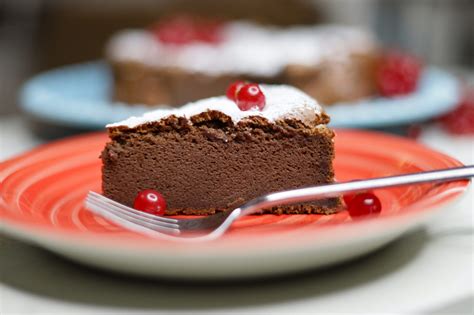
[239,165,474,216]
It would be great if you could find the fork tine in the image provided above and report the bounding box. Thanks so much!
[86,194,179,229]
[86,200,180,237]
[88,191,178,224]
[86,197,180,230]
[86,200,180,235]
[86,197,180,234]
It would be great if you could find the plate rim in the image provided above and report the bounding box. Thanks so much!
[0,129,469,248]
[1,129,470,278]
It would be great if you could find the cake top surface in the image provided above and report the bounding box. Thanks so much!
[107,85,324,129]
[107,22,375,77]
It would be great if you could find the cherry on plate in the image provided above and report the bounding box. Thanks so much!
[342,187,373,206]
[347,192,382,219]
[134,189,167,216]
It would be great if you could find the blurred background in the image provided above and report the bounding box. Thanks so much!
[1,3,472,314]
[1,0,473,115]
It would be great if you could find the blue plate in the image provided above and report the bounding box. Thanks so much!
[20,61,459,129]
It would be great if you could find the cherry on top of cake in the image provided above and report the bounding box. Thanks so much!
[107,84,327,129]
[149,15,224,45]
[106,17,376,77]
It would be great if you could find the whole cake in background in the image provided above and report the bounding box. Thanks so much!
[106,16,380,107]
[101,83,341,215]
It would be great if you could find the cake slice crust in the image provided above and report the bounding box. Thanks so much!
[102,111,340,215]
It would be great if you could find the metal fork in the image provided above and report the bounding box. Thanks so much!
[85,165,473,241]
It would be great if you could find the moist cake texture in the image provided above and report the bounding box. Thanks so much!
[107,22,379,106]
[102,85,340,215]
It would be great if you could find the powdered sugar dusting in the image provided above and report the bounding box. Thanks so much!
[107,85,323,128]
[107,22,375,77]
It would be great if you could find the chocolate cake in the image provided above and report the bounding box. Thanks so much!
[102,84,340,215]
[106,20,379,107]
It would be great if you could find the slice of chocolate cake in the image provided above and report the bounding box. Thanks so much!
[107,20,379,107]
[102,84,340,215]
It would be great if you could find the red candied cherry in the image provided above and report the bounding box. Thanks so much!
[151,15,222,45]
[151,16,196,45]
[194,20,223,43]
[134,189,167,216]
[343,194,353,206]
[347,192,382,219]
[343,193,357,207]
[439,89,474,135]
[235,83,266,111]
[226,81,246,101]
[343,190,374,206]
[377,51,422,97]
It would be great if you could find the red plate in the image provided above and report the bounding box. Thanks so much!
[0,130,469,278]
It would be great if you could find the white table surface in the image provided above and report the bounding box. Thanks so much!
[0,115,473,315]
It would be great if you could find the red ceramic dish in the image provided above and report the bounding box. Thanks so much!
[0,130,469,279]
